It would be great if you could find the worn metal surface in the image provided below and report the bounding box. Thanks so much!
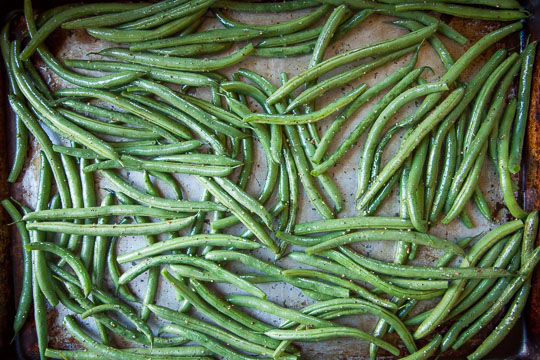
[0,1,538,359]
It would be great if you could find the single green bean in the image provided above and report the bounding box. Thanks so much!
[98,44,254,72]
[266,23,438,105]
[307,229,464,255]
[394,3,527,21]
[509,41,537,173]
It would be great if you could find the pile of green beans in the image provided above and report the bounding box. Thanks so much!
[2,0,538,359]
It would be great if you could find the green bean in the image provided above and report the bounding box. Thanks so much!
[293,250,442,300]
[383,277,448,291]
[441,244,521,351]
[314,56,417,160]
[213,0,320,12]
[29,152,60,307]
[282,146,298,233]
[489,114,500,168]
[57,99,152,125]
[20,1,149,59]
[63,315,185,360]
[413,220,523,339]
[258,25,326,48]
[509,41,537,173]
[2,20,28,183]
[265,327,399,356]
[54,88,192,142]
[464,55,518,155]
[357,78,447,199]
[24,205,183,222]
[277,160,290,232]
[384,23,523,172]
[204,250,350,299]
[467,279,530,360]
[132,27,262,51]
[282,268,398,306]
[2,200,32,333]
[246,84,367,125]
[496,98,529,219]
[307,229,464,255]
[426,125,459,223]
[121,93,226,154]
[292,45,419,114]
[118,0,215,30]
[339,245,511,279]
[227,294,334,328]
[82,304,153,345]
[450,234,517,312]
[26,242,91,296]
[267,23,437,105]
[25,5,146,90]
[196,176,278,252]
[159,324,259,360]
[64,59,217,88]
[295,216,413,235]
[258,7,366,49]
[294,121,343,213]
[175,92,247,129]
[394,3,527,21]
[152,154,241,166]
[382,0,520,7]
[63,279,150,344]
[114,141,199,153]
[357,87,465,211]
[446,61,521,215]
[522,211,538,264]
[215,4,331,37]
[45,349,212,360]
[429,56,508,220]
[213,177,273,227]
[52,141,201,159]
[57,153,83,254]
[99,44,254,72]
[32,254,47,360]
[28,213,195,237]
[404,136,429,231]
[253,42,317,58]
[325,0,467,44]
[87,9,206,43]
[57,109,161,140]
[36,3,78,25]
[311,52,418,175]
[160,269,285,350]
[150,42,231,57]
[278,231,347,247]
[280,298,415,354]
[85,156,234,177]
[150,305,295,358]
[192,280,276,336]
[60,0,181,29]
[399,334,442,360]
[100,169,225,212]
[452,245,540,350]
[284,125,334,219]
[12,43,120,162]
[443,142,488,224]
[87,193,113,288]
[129,79,246,139]
[393,19,454,70]
[106,227,138,302]
[123,346,210,357]
[312,5,350,73]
